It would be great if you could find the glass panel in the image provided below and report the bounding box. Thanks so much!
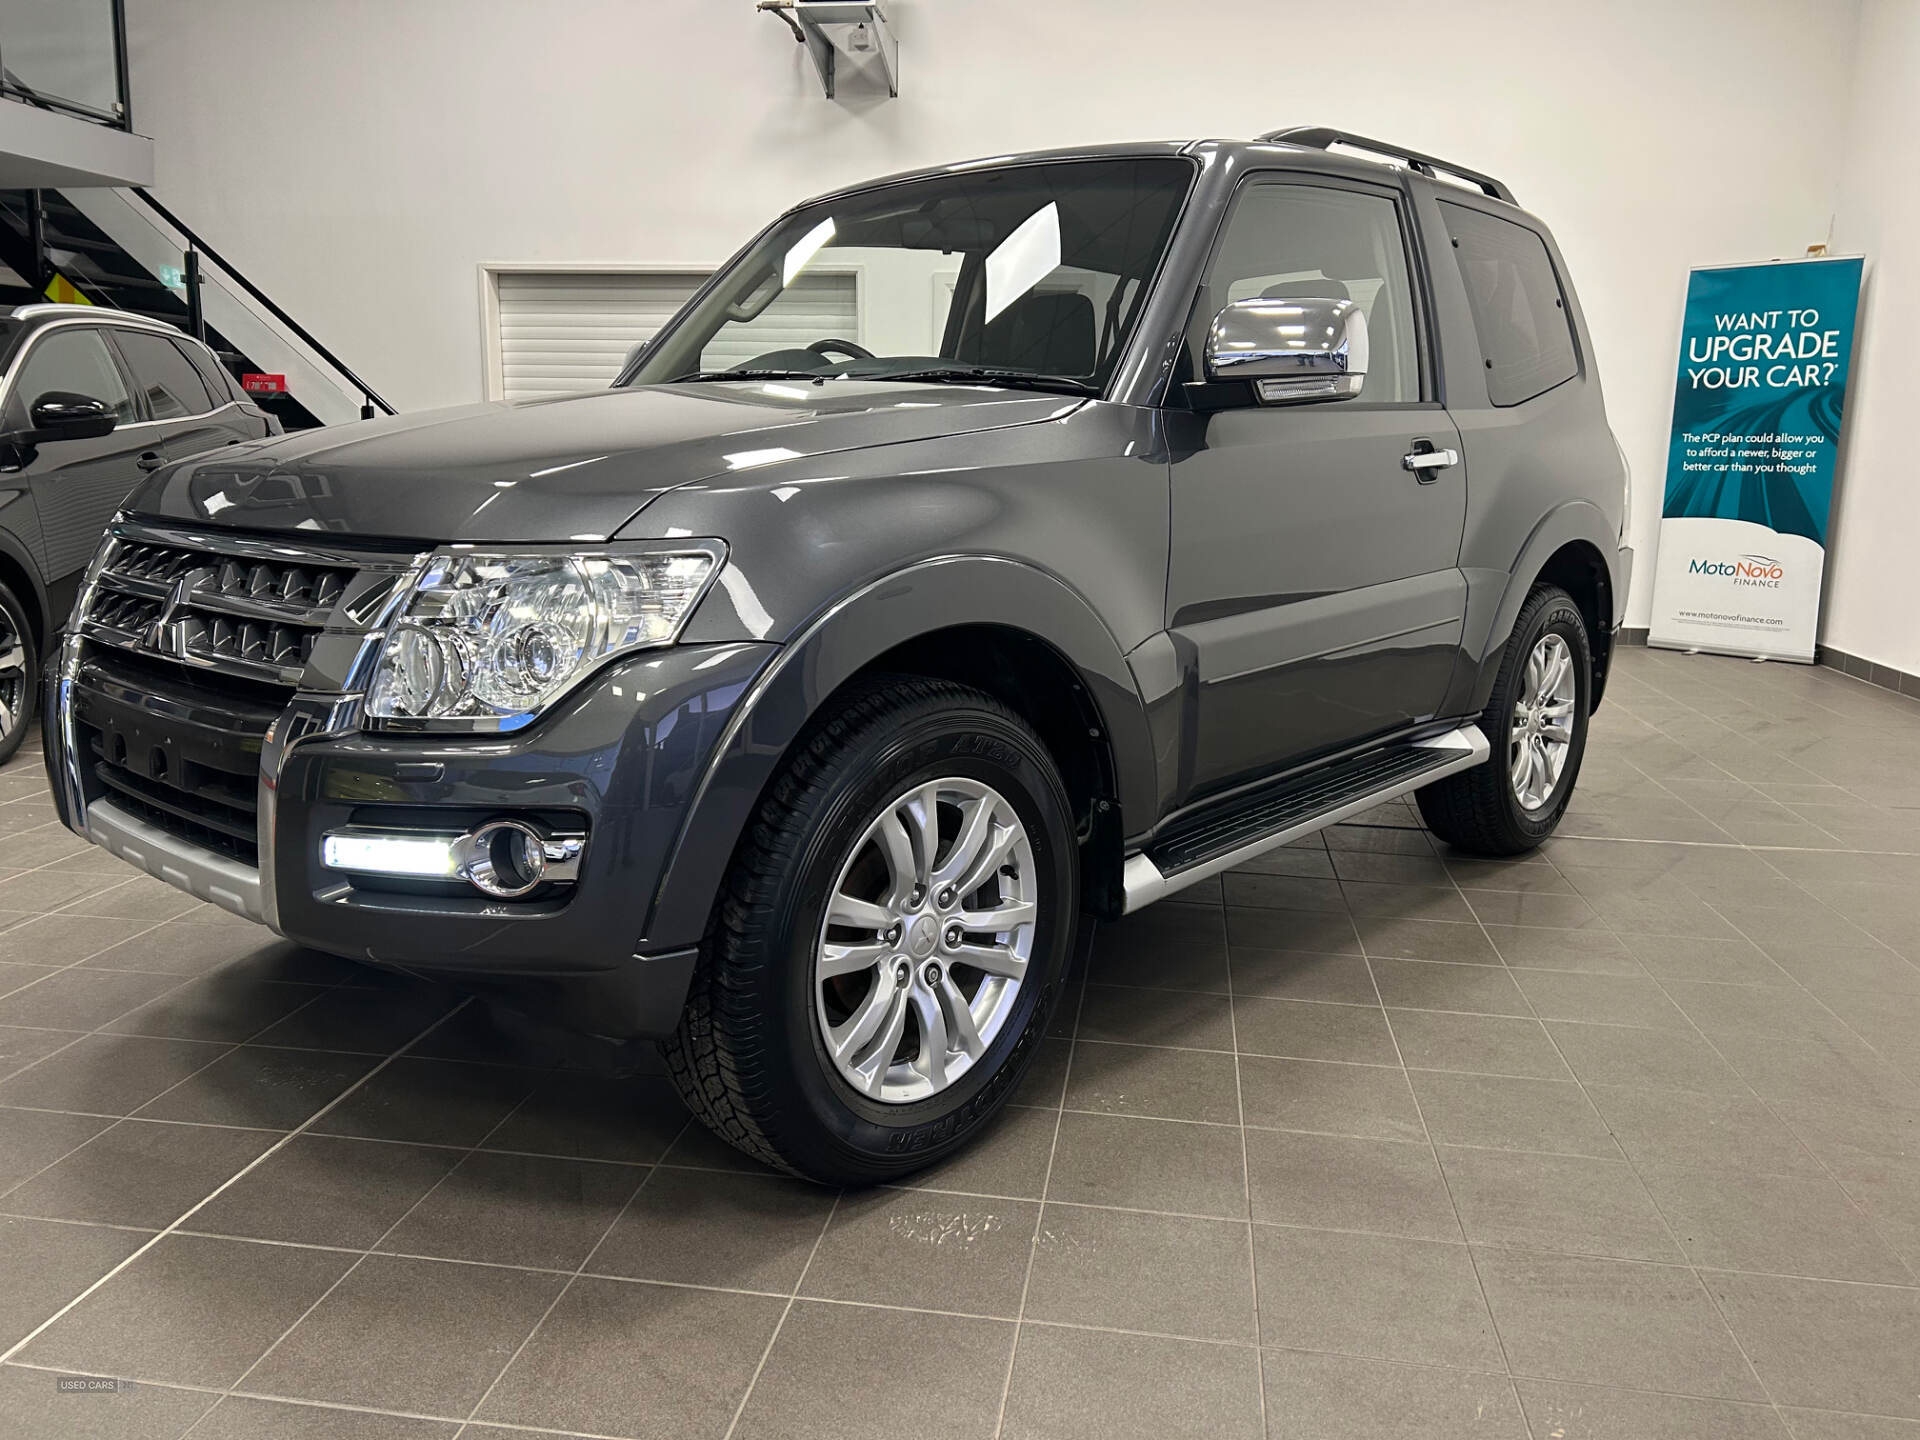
[1,0,123,121]
[1440,201,1578,407]
[1,327,135,430]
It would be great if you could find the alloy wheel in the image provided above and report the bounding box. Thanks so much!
[814,777,1037,1104]
[0,610,25,748]
[1510,632,1576,811]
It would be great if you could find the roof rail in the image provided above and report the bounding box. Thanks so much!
[1257,126,1515,205]
[9,302,183,333]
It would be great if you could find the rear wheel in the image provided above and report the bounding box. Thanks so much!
[0,582,36,767]
[1417,584,1590,855]
[661,676,1076,1184]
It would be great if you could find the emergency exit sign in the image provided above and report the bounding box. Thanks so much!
[241,373,287,395]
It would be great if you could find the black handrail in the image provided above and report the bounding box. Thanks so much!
[128,188,395,417]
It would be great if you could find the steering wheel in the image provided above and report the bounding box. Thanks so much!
[808,337,873,362]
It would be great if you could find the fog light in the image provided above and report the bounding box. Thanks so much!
[321,821,585,897]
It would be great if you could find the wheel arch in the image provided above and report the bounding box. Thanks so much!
[0,527,48,653]
[1470,501,1619,715]
[643,556,1157,948]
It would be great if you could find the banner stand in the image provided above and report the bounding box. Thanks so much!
[1647,255,1864,664]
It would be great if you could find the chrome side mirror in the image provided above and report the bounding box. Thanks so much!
[1204,296,1368,403]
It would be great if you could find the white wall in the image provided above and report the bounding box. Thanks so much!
[127,0,1862,629]
[1823,0,1919,674]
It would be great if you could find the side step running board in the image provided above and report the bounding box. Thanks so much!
[1121,724,1490,914]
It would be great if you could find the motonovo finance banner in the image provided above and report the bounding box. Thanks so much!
[1648,256,1863,662]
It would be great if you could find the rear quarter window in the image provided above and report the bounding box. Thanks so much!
[1440,202,1578,406]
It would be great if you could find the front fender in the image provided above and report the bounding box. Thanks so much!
[641,555,1156,951]
[1455,498,1621,715]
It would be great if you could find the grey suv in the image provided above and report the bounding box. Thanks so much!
[43,129,1631,1182]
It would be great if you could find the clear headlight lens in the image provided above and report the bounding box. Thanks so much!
[365,544,723,731]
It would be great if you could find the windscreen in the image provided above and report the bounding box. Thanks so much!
[626,157,1193,395]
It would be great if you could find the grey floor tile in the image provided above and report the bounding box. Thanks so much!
[1228,947,1378,1004]
[0,1361,215,1438]
[1616,931,1791,985]
[1708,1028,1920,1110]
[1354,916,1502,965]
[1778,1409,1920,1440]
[1246,1129,1458,1240]
[1252,1226,1502,1370]
[101,973,326,1045]
[1387,1010,1570,1080]
[1332,850,1456,885]
[906,1097,1060,1199]
[1224,904,1361,954]
[477,1276,785,1439]
[1476,1248,1763,1399]
[187,1133,461,1249]
[1238,1055,1425,1141]
[1511,969,1694,1029]
[308,1058,534,1147]
[587,1165,834,1291]
[1437,1146,1683,1262]
[1223,871,1349,914]
[21,1233,354,1388]
[248,983,463,1054]
[801,1188,1038,1317]
[0,1024,81,1083]
[1014,1036,1072,1108]
[1064,1039,1240,1124]
[1665,979,1856,1042]
[0,962,70,999]
[1232,996,1397,1063]
[478,1073,689,1165]
[0,1033,229,1116]
[0,1214,148,1351]
[1408,1071,1619,1158]
[1046,1110,1247,1218]
[1077,983,1234,1051]
[133,1046,375,1130]
[1,1119,277,1228]
[83,921,300,978]
[1368,957,1532,1016]
[1639,1166,1913,1283]
[1264,1349,1528,1440]
[1342,881,1476,922]
[1087,905,1230,992]
[1771,1096,1920,1176]
[1466,891,1604,930]
[1514,1379,1792,1439]
[1707,1269,1920,1418]
[1025,1203,1256,1343]
[0,968,183,1031]
[1545,1019,1748,1094]
[1003,1324,1265,1440]
[60,875,203,922]
[732,1300,1012,1440]
[1482,924,1643,974]
[0,915,153,967]
[1588,1085,1826,1177]
[191,1395,459,1439]
[241,1253,566,1415]
[376,1148,643,1270]
[0,1106,111,1191]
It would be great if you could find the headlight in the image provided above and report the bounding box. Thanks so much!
[365,543,723,731]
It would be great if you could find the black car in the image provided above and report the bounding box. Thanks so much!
[0,304,276,760]
[43,129,1631,1183]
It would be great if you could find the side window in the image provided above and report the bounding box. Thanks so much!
[1196,181,1421,404]
[179,341,239,406]
[111,329,217,420]
[0,328,137,431]
[1440,202,1578,406]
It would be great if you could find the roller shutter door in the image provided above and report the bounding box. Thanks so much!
[495,270,859,401]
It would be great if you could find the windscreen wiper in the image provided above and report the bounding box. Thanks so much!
[873,367,1098,397]
[664,368,829,383]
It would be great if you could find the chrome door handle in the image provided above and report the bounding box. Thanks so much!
[1402,445,1459,479]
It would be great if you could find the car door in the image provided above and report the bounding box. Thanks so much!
[0,324,153,586]
[107,328,254,465]
[1166,175,1468,799]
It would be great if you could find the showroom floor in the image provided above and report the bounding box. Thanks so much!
[0,647,1918,1440]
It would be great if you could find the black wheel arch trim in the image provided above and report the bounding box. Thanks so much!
[0,525,50,650]
[641,554,1157,951]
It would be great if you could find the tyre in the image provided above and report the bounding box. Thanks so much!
[661,675,1077,1184]
[0,581,36,768]
[1416,584,1590,855]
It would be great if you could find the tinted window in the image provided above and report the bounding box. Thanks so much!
[1197,181,1422,405]
[113,328,216,419]
[180,340,238,404]
[1441,203,1578,406]
[1,327,137,431]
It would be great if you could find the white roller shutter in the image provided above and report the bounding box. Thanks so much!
[494,270,859,401]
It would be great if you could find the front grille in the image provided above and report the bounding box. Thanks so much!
[81,531,361,688]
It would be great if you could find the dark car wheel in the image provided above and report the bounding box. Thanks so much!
[1417,583,1591,856]
[661,675,1076,1185]
[0,581,37,767]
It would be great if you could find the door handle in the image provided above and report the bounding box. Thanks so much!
[1402,441,1459,481]
[135,451,166,472]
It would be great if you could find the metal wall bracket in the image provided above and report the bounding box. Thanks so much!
[757,0,898,98]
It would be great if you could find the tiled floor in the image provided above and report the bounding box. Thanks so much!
[2,645,1920,1439]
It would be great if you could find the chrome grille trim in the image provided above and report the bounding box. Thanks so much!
[74,520,424,694]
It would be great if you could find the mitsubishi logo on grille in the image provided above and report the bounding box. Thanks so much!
[147,574,196,658]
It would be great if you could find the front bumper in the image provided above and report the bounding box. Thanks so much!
[46,636,778,1037]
